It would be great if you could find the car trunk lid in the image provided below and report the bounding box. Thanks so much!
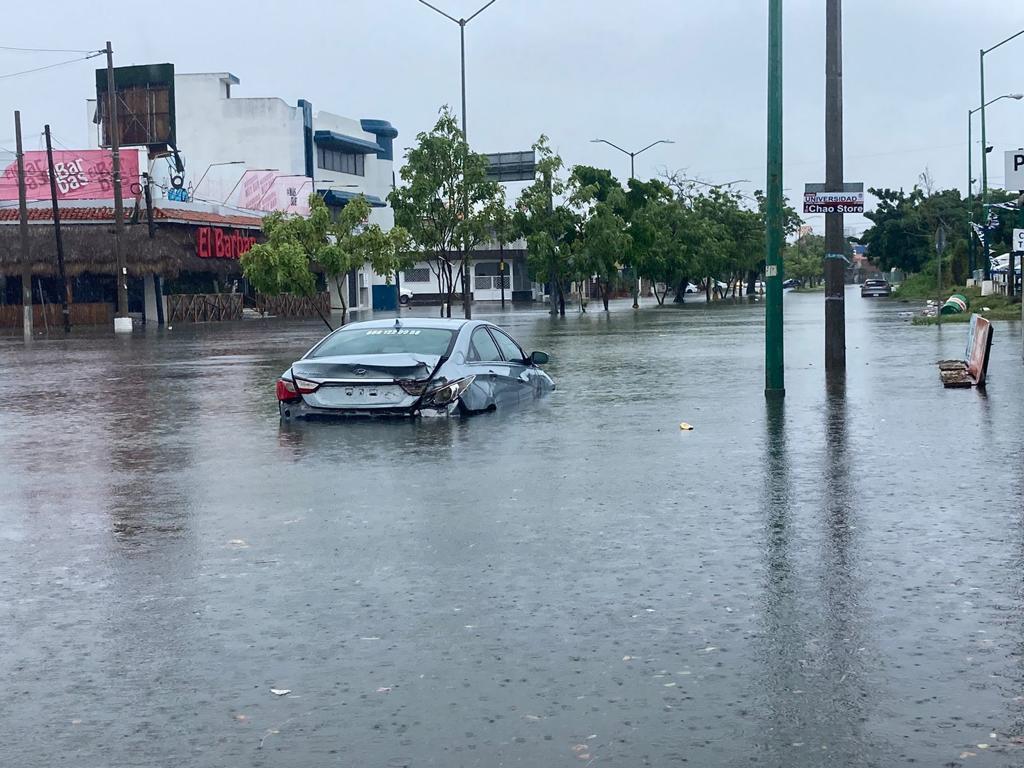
[291,353,439,383]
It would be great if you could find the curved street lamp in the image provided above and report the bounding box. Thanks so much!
[590,138,674,180]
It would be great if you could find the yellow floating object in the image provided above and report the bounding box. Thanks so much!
[679,422,694,431]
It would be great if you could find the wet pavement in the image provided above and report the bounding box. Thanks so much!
[1,287,1022,767]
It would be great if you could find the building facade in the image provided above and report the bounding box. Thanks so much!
[86,71,399,313]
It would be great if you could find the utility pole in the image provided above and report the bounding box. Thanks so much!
[14,111,32,340]
[105,41,130,332]
[824,0,847,374]
[43,125,71,333]
[967,110,975,276]
[764,0,785,397]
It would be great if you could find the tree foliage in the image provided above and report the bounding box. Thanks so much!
[241,194,410,327]
[389,106,503,317]
[514,135,580,315]
[784,233,825,286]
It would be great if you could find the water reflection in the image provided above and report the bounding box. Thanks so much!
[755,381,877,765]
[756,397,804,762]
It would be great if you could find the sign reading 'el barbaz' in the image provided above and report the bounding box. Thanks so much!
[803,182,865,214]
[196,227,258,259]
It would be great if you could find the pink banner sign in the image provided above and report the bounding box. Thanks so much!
[233,170,311,216]
[0,149,140,201]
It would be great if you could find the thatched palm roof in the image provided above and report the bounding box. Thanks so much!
[0,205,263,278]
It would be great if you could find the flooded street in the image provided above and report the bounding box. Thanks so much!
[2,288,1023,766]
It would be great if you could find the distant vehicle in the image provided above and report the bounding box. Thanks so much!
[861,277,891,297]
[276,318,554,419]
[399,287,414,305]
[685,282,700,294]
[782,278,801,289]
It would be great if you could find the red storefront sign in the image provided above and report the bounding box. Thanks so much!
[196,227,258,259]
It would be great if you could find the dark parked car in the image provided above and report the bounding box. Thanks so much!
[861,278,891,297]
[276,318,554,419]
[782,278,801,289]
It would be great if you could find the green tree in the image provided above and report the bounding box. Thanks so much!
[784,233,825,286]
[241,194,410,328]
[515,135,580,316]
[389,106,503,318]
[631,197,703,305]
[860,184,995,284]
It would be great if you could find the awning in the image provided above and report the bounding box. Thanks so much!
[320,189,386,208]
[313,130,384,155]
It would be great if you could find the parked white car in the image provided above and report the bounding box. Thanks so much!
[399,287,414,305]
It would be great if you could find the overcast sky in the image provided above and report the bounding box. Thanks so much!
[2,0,1023,233]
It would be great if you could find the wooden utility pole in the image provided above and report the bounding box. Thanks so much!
[824,0,847,373]
[105,41,130,331]
[44,125,71,333]
[14,111,32,340]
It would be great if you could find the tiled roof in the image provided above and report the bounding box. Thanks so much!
[0,206,263,229]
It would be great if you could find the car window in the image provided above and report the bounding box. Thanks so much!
[467,327,503,362]
[310,327,454,358]
[490,328,526,362]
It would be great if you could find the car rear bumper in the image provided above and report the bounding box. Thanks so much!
[279,399,458,420]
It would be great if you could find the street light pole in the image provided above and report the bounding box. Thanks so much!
[979,29,1024,281]
[418,0,499,320]
[590,138,675,307]
[968,109,974,275]
[967,94,1023,279]
[764,0,785,398]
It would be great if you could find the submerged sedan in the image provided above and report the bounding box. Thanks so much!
[276,318,554,419]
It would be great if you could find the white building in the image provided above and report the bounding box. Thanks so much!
[86,71,399,312]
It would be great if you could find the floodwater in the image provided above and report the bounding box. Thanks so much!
[1,288,1022,767]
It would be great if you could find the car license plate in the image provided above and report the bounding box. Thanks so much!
[314,385,402,407]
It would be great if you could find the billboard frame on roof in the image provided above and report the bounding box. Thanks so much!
[95,63,176,153]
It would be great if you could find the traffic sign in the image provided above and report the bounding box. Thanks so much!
[1005,151,1024,191]
[1013,228,1024,252]
[803,182,864,214]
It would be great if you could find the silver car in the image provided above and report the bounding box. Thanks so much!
[276,318,554,419]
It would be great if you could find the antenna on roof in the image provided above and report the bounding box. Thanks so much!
[394,315,401,328]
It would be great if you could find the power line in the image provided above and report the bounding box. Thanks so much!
[0,51,102,81]
[0,44,99,53]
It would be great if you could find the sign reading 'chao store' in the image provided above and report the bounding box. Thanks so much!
[196,226,258,259]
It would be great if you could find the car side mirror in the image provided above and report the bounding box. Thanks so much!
[529,351,549,365]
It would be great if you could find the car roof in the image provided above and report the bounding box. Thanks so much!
[336,318,492,331]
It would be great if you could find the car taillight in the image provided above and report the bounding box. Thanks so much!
[276,378,300,402]
[293,377,320,394]
[398,379,427,396]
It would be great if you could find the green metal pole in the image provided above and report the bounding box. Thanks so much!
[765,0,785,397]
[980,49,990,280]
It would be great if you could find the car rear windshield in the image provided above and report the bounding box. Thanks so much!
[310,328,455,358]
[865,280,888,285]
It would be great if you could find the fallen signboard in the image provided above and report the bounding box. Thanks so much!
[803,182,864,214]
[937,314,993,388]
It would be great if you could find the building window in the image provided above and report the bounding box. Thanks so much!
[317,147,365,176]
[403,268,431,283]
